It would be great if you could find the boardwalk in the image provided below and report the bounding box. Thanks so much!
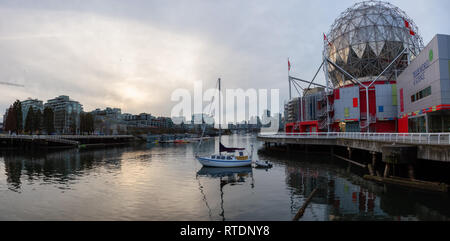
[0,134,135,148]
[0,134,79,145]
[258,132,450,162]
[259,133,450,146]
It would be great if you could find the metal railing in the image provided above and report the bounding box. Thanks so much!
[0,134,79,145]
[259,132,450,145]
[0,134,132,139]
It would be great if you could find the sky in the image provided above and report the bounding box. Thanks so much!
[0,0,449,123]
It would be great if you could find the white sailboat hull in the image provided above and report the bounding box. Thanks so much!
[196,157,252,168]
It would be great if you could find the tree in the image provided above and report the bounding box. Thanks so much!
[79,112,85,134]
[33,109,42,134]
[43,107,55,134]
[85,113,94,134]
[70,121,77,135]
[12,100,23,134]
[24,106,34,134]
[4,106,16,133]
[79,112,94,135]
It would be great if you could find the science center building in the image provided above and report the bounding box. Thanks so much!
[397,35,450,133]
[285,1,450,134]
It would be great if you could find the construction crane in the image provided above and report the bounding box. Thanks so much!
[0,81,24,87]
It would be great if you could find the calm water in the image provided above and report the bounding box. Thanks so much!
[0,134,449,221]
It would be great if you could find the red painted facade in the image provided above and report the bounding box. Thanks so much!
[398,116,408,133]
[285,81,402,133]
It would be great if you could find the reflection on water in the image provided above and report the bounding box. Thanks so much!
[0,134,449,221]
[197,167,254,221]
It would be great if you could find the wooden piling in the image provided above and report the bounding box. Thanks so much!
[371,152,377,167]
[293,188,318,221]
[334,154,366,168]
[364,175,448,193]
[408,164,415,180]
[368,164,375,176]
[383,163,390,178]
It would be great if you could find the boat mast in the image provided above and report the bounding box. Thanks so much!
[218,78,222,153]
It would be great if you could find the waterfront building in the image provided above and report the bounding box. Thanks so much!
[285,97,301,132]
[120,112,174,130]
[285,1,425,134]
[153,117,174,129]
[123,113,154,128]
[45,95,83,134]
[397,34,450,133]
[91,107,126,135]
[286,97,301,123]
[91,107,122,120]
[121,113,134,121]
[324,1,422,133]
[21,98,44,127]
[285,88,328,133]
[2,109,9,129]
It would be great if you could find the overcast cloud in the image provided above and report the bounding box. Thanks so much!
[0,0,449,122]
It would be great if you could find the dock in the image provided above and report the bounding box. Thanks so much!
[0,134,135,149]
[258,132,450,162]
[258,132,450,192]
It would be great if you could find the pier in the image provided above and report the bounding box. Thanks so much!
[0,134,135,149]
[258,132,450,192]
[258,133,450,162]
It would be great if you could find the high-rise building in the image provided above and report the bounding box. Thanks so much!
[286,98,301,123]
[45,95,83,134]
[3,108,9,128]
[21,98,44,127]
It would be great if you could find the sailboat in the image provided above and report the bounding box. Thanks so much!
[195,78,253,168]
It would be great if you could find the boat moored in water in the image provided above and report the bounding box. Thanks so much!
[254,160,273,169]
[197,150,252,168]
[195,78,254,168]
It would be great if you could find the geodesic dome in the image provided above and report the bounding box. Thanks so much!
[324,0,424,87]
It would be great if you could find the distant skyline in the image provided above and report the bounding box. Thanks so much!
[1,0,449,122]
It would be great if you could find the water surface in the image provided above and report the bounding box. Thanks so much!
[0,134,449,221]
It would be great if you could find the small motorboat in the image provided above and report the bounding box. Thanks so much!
[254,160,273,169]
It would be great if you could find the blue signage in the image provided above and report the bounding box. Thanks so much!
[413,60,430,86]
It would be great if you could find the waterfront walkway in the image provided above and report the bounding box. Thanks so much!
[258,132,450,162]
[0,134,135,148]
[0,134,79,145]
[259,132,450,145]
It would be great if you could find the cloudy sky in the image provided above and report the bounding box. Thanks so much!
[0,0,449,122]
